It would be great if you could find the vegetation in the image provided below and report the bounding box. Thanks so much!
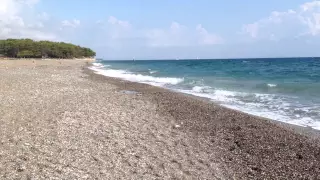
[0,39,96,59]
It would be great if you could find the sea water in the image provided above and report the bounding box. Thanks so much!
[90,58,320,130]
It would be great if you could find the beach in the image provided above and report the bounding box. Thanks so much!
[0,60,319,179]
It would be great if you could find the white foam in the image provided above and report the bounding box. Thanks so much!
[311,121,320,130]
[179,86,320,130]
[149,69,158,74]
[192,86,204,93]
[92,63,105,68]
[90,66,183,86]
[192,86,210,93]
[89,63,320,131]
[267,83,277,87]
[180,88,241,103]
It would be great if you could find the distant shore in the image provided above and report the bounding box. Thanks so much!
[0,59,319,179]
[0,57,95,61]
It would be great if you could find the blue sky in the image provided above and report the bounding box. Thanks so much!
[1,0,320,59]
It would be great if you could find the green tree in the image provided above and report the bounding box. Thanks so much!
[0,39,96,59]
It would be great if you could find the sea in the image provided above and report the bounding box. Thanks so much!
[90,58,320,130]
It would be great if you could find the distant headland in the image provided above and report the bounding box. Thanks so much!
[0,39,96,59]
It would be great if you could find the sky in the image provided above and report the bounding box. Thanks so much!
[2,0,320,59]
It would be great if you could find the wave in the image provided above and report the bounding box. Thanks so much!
[92,63,105,68]
[179,85,320,130]
[267,83,277,87]
[89,62,320,130]
[90,64,183,86]
[149,70,158,74]
[192,86,211,93]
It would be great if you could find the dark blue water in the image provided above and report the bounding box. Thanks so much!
[90,58,320,130]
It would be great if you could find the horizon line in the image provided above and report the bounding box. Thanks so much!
[97,56,320,61]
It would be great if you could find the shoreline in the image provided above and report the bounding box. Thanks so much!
[90,61,320,132]
[88,64,320,139]
[1,60,319,179]
[85,65,320,178]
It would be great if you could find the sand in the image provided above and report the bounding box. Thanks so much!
[0,60,319,179]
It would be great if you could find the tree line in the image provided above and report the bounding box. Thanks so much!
[0,39,96,59]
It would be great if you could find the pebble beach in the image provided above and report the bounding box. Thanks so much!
[0,60,320,179]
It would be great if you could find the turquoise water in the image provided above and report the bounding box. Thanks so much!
[90,58,320,130]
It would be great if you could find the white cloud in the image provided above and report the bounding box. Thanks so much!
[28,22,44,28]
[196,24,223,45]
[301,1,320,11]
[108,16,130,28]
[37,12,49,21]
[0,0,58,41]
[242,9,297,39]
[0,0,18,15]
[104,16,132,40]
[242,23,259,38]
[95,20,103,24]
[298,1,320,35]
[304,13,320,35]
[23,0,40,6]
[146,22,222,47]
[146,22,188,47]
[95,16,223,48]
[61,19,80,28]
[242,1,320,39]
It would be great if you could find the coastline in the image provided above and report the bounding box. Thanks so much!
[0,60,319,179]
[85,65,320,178]
[87,64,320,141]
[91,59,320,130]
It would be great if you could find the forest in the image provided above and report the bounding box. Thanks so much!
[0,39,96,59]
